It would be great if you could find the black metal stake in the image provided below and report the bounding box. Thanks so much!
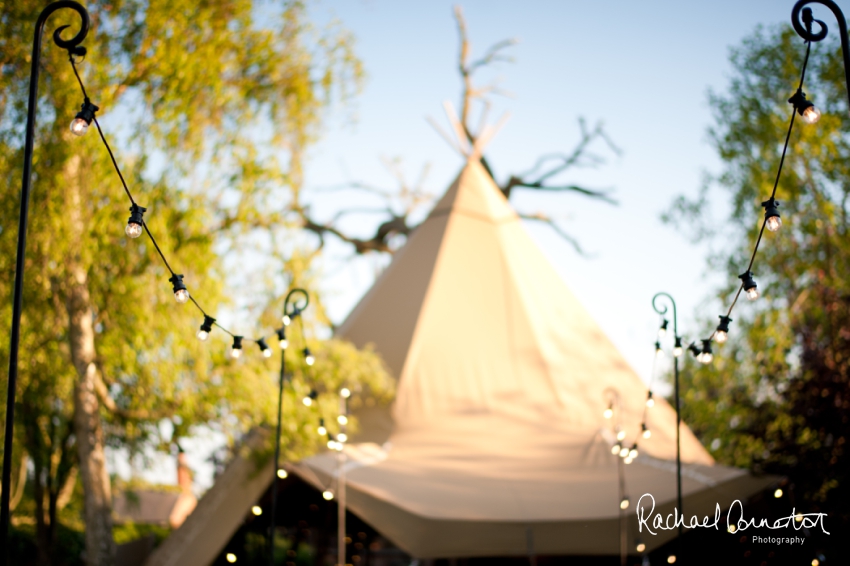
[268,289,308,566]
[1,3,89,560]
[651,293,684,547]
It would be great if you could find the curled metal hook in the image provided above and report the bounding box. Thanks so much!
[283,288,309,319]
[41,1,90,53]
[651,292,678,337]
[792,2,830,42]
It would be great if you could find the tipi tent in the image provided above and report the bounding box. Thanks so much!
[295,158,773,558]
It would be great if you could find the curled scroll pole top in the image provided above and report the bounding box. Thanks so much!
[36,1,90,51]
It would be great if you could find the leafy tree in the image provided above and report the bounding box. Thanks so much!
[0,2,384,565]
[666,24,850,559]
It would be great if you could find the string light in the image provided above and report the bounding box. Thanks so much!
[739,271,759,301]
[317,418,327,436]
[59,44,319,375]
[789,88,820,124]
[642,423,651,439]
[303,347,315,366]
[257,338,271,358]
[276,469,288,479]
[251,505,262,516]
[611,444,621,455]
[338,432,348,443]
[197,315,215,341]
[276,328,288,349]
[169,274,189,304]
[714,315,732,344]
[762,198,782,232]
[688,342,701,358]
[619,496,630,510]
[603,402,614,419]
[629,443,638,459]
[125,204,146,238]
[302,389,318,407]
[338,415,348,425]
[70,99,98,136]
[645,391,654,408]
[282,314,292,326]
[774,488,783,498]
[340,388,351,399]
[698,339,713,365]
[658,319,668,338]
[673,336,683,357]
[323,490,334,501]
[616,429,626,441]
[230,336,243,359]
[655,340,664,358]
[636,540,646,553]
[619,446,629,458]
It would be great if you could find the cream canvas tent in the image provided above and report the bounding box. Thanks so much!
[295,158,774,559]
[144,156,774,566]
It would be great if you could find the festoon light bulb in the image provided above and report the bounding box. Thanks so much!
[197,315,215,341]
[275,328,288,349]
[739,271,759,301]
[646,391,655,408]
[655,341,664,359]
[257,338,272,358]
[169,274,189,304]
[642,423,651,439]
[714,315,732,344]
[70,99,99,136]
[658,318,668,338]
[673,336,683,358]
[317,418,327,436]
[125,204,146,239]
[230,336,243,359]
[762,198,782,232]
[699,339,713,365]
[603,402,614,419]
[789,89,821,125]
[303,347,315,366]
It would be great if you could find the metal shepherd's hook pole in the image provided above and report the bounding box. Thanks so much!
[268,288,309,566]
[651,293,683,544]
[1,2,90,560]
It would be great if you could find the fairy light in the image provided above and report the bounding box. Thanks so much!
[257,338,272,358]
[645,391,655,408]
[197,315,215,341]
[169,274,189,304]
[230,336,243,359]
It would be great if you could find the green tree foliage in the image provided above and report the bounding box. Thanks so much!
[666,25,850,556]
[0,2,388,565]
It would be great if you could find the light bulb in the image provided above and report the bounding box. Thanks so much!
[714,330,727,343]
[774,488,783,498]
[646,392,655,408]
[282,315,291,326]
[740,271,759,301]
[338,415,348,425]
[655,341,664,359]
[603,407,613,419]
[701,352,713,363]
[125,222,143,238]
[318,425,327,436]
[673,337,683,357]
[619,447,629,458]
[251,505,262,516]
[277,469,288,479]
[303,397,313,407]
[802,105,821,124]
[616,430,626,441]
[70,118,89,136]
[620,497,630,510]
[728,524,737,533]
[696,351,705,364]
[323,490,334,501]
[280,339,288,349]
[226,553,237,563]
[643,428,651,439]
[338,433,347,443]
[637,542,646,553]
[340,388,351,399]
[230,336,243,359]
[611,444,621,455]
[667,555,676,564]
[766,215,782,232]
[812,559,820,566]
[629,447,638,459]
[257,338,271,358]
[658,319,668,338]
[746,287,759,300]
[624,456,633,465]
[169,274,189,304]
[197,329,209,341]
[303,348,315,366]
